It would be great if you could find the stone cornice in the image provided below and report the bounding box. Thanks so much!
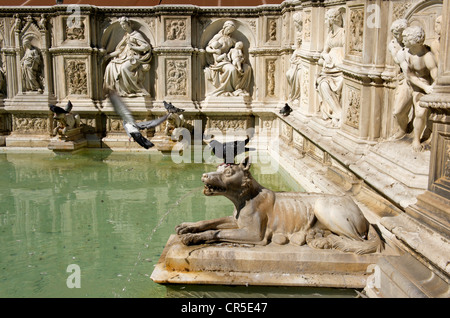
[249,47,292,56]
[0,4,283,17]
[48,47,97,55]
[153,47,196,55]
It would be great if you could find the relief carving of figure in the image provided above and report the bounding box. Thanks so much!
[204,20,252,97]
[430,15,442,62]
[21,37,43,93]
[176,157,382,255]
[400,26,438,152]
[286,12,303,104]
[315,8,345,127]
[389,19,414,140]
[103,17,152,97]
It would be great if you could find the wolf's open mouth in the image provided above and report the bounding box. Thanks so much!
[204,183,226,193]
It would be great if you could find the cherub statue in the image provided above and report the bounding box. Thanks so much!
[400,26,438,152]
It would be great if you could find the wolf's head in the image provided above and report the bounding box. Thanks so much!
[201,156,253,198]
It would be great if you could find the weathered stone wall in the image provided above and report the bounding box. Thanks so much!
[0,1,443,145]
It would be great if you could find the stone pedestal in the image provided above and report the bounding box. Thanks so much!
[47,127,87,152]
[202,96,252,112]
[152,132,184,156]
[151,234,395,289]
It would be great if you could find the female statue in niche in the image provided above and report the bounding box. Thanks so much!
[21,37,43,93]
[315,7,345,127]
[204,20,252,97]
[286,12,303,104]
[103,17,152,97]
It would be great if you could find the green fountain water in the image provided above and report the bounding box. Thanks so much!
[0,149,314,298]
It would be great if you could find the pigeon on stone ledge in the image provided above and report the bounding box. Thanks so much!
[280,103,293,117]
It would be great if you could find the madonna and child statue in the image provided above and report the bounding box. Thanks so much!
[204,20,253,98]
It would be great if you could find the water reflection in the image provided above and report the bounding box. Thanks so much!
[0,150,303,298]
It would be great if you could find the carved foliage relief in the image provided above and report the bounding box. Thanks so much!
[348,8,364,56]
[166,59,187,96]
[345,85,361,129]
[303,11,311,42]
[66,59,88,96]
[13,114,48,133]
[266,59,276,97]
[301,66,309,106]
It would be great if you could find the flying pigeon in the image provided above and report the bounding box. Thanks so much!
[163,101,185,113]
[280,103,292,117]
[207,135,253,164]
[108,90,169,149]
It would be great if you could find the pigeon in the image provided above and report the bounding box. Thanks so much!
[207,135,253,164]
[280,103,293,117]
[108,90,169,149]
[49,100,73,114]
[164,101,185,113]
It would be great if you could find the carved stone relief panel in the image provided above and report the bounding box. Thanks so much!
[347,7,364,57]
[344,84,361,130]
[64,17,86,41]
[65,59,88,96]
[267,18,277,42]
[301,64,309,108]
[444,138,450,180]
[281,120,293,143]
[293,129,304,152]
[266,59,276,97]
[12,113,48,134]
[107,117,125,134]
[303,11,311,43]
[207,117,249,133]
[392,0,414,21]
[165,18,187,41]
[165,58,188,97]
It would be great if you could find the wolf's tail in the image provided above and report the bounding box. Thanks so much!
[327,224,383,255]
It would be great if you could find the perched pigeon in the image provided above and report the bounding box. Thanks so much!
[164,101,185,113]
[108,90,169,149]
[207,135,253,164]
[280,103,293,117]
[49,100,73,114]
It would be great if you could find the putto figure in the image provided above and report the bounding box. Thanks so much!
[400,26,438,152]
[103,17,152,97]
[389,19,414,140]
[204,20,252,97]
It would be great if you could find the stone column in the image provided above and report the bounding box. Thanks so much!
[410,0,450,238]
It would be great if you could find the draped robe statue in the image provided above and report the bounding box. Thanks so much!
[204,21,252,97]
[103,17,152,97]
